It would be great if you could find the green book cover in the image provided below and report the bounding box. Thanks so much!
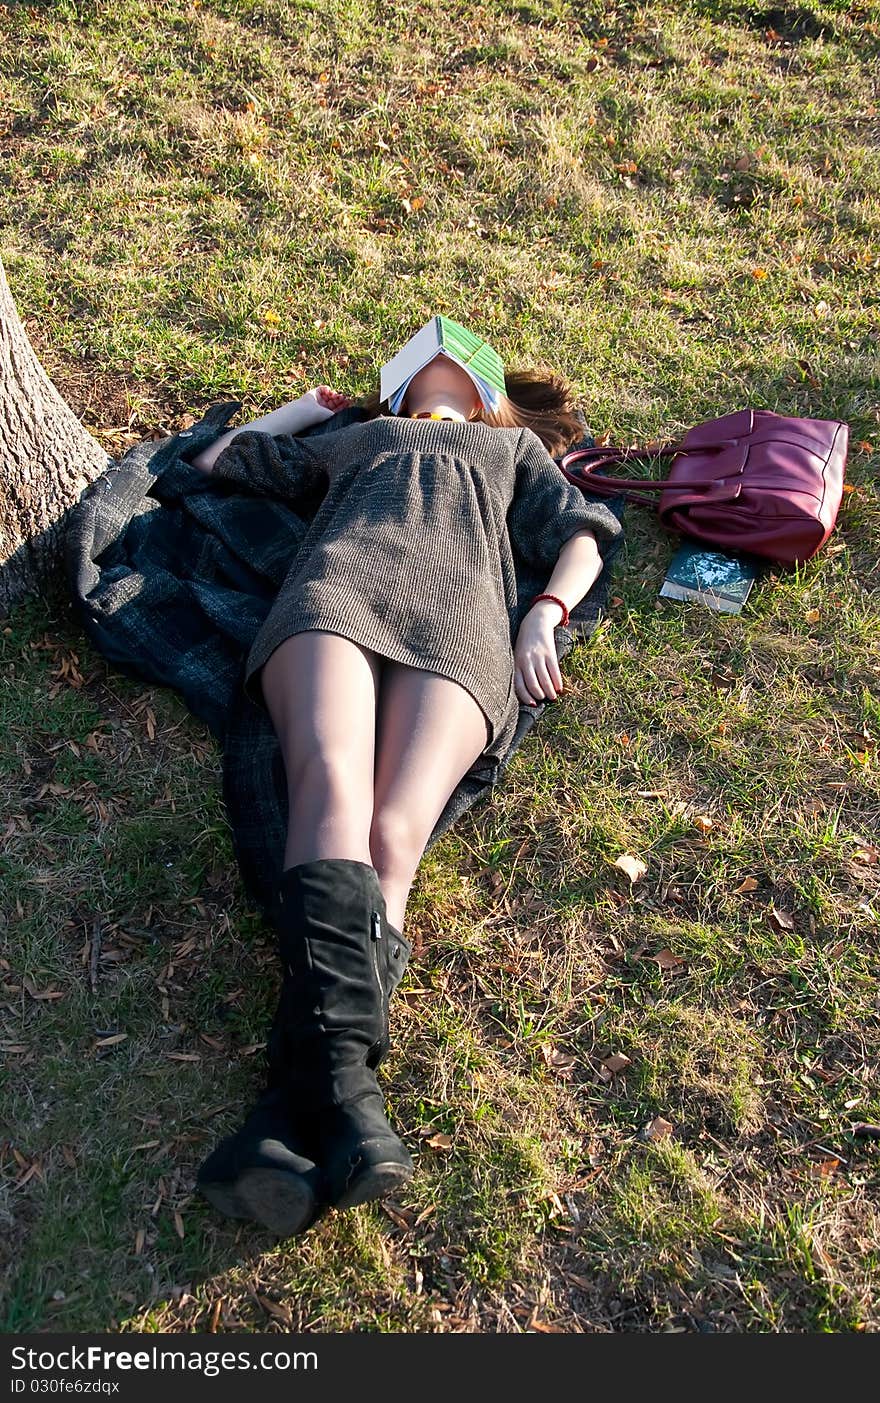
[380,316,506,414]
[659,542,763,613]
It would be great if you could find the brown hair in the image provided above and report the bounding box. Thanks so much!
[354,366,586,458]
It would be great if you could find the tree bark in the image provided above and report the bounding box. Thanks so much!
[0,257,110,614]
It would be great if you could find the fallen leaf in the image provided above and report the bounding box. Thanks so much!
[654,948,685,971]
[380,1202,413,1230]
[768,907,796,932]
[614,853,647,883]
[693,814,714,833]
[542,1045,577,1076]
[602,1052,632,1075]
[425,1132,453,1152]
[93,1033,127,1048]
[173,1211,185,1239]
[797,359,821,388]
[734,876,760,893]
[809,1065,839,1085]
[644,1115,674,1141]
[22,981,64,1001]
[809,1158,842,1178]
[545,1191,568,1218]
[199,1034,227,1051]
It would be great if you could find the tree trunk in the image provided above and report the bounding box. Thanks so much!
[0,257,110,614]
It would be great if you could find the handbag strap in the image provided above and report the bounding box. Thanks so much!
[559,442,744,507]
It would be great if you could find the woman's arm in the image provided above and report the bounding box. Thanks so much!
[191,386,351,473]
[526,528,604,629]
[507,427,623,709]
[514,529,604,706]
[506,427,623,571]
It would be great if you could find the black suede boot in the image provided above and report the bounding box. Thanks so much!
[275,858,414,1209]
[195,878,412,1234]
[267,912,410,1075]
[195,1083,323,1236]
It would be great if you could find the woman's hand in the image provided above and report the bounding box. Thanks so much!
[302,385,355,420]
[513,601,566,707]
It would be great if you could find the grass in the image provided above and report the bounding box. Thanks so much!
[1,0,878,1333]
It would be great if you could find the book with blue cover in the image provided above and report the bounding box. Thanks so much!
[659,542,763,613]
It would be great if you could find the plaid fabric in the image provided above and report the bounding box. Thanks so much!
[66,401,625,921]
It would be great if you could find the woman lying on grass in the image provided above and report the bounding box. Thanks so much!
[188,318,624,1238]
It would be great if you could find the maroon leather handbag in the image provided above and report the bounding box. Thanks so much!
[559,409,848,567]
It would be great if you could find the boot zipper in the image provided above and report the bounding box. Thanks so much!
[370,909,389,1024]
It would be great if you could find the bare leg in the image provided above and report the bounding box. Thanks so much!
[368,664,492,933]
[259,635,491,928]
[260,630,381,869]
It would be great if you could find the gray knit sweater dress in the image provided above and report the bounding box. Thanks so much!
[208,414,624,784]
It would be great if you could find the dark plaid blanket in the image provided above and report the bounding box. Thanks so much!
[65,401,625,922]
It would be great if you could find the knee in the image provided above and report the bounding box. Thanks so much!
[369,807,422,881]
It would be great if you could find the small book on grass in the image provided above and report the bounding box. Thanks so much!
[659,541,762,614]
[380,315,506,415]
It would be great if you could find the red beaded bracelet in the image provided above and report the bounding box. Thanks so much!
[530,593,570,627]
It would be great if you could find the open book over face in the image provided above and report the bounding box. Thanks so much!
[380,316,506,415]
